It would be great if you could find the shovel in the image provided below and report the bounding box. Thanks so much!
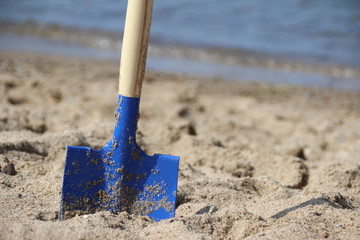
[59,0,180,222]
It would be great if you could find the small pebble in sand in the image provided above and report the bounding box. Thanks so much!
[2,163,17,176]
[195,205,219,215]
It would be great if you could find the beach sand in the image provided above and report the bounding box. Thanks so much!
[0,51,359,239]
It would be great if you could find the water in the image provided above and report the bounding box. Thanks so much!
[1,0,360,91]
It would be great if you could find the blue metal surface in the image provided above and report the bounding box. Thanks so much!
[59,95,180,221]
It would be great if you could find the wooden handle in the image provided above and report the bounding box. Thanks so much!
[118,0,153,97]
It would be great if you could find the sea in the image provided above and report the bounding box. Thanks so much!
[1,0,360,91]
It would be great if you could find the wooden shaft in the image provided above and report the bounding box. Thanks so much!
[119,0,153,97]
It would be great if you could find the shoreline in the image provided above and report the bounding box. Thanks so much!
[2,50,360,106]
[1,20,360,85]
[2,41,360,93]
[0,50,359,239]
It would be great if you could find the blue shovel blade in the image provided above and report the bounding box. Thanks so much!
[59,96,180,222]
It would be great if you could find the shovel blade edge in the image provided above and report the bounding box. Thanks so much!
[59,146,105,220]
[59,145,180,222]
[131,153,180,222]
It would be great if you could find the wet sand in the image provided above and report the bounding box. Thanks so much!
[0,51,359,239]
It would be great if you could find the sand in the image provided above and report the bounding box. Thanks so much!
[0,51,359,239]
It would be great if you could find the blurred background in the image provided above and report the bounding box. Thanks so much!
[1,0,359,91]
